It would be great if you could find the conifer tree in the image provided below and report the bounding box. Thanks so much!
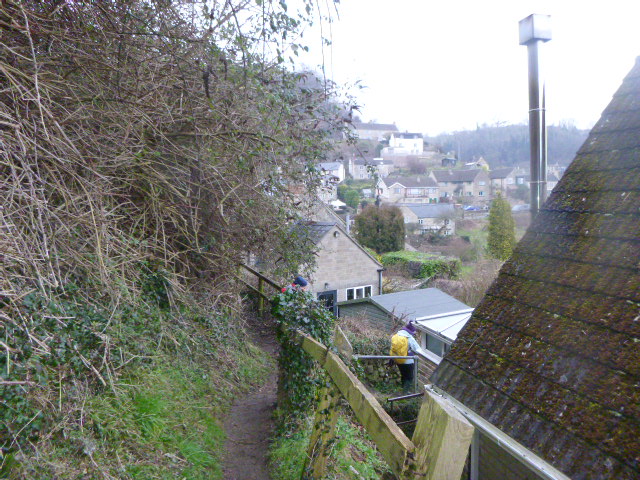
[487,195,516,260]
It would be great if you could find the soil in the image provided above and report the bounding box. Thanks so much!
[222,315,279,480]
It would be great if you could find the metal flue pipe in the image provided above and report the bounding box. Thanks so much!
[519,14,551,217]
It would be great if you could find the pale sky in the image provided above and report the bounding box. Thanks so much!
[296,0,640,136]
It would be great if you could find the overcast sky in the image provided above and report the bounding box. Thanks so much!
[296,0,640,136]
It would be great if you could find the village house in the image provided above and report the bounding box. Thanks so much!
[348,157,395,180]
[382,132,424,156]
[397,203,456,235]
[317,161,346,183]
[430,58,640,480]
[339,288,473,382]
[353,121,399,141]
[489,167,518,196]
[377,176,439,204]
[293,221,383,314]
[431,169,491,203]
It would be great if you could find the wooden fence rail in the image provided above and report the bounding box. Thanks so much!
[295,330,474,480]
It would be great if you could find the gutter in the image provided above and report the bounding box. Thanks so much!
[427,384,572,480]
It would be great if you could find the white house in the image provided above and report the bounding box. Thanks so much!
[318,161,345,183]
[382,133,424,155]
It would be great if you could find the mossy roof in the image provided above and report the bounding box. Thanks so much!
[431,57,640,480]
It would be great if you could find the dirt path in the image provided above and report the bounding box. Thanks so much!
[222,316,278,480]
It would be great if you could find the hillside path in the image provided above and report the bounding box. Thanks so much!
[222,315,278,480]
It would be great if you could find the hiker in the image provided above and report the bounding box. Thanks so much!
[390,322,427,393]
[282,275,309,293]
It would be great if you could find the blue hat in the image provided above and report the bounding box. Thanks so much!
[293,276,308,287]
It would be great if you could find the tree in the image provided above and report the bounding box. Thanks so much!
[487,195,516,260]
[343,190,359,209]
[355,205,405,253]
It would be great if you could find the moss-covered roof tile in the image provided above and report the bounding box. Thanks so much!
[432,57,640,480]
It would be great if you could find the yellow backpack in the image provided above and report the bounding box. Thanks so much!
[390,334,409,364]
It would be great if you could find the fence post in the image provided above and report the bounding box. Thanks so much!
[302,381,341,479]
[408,388,474,480]
[258,277,265,317]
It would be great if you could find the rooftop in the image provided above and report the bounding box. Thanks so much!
[431,57,640,480]
[432,169,486,183]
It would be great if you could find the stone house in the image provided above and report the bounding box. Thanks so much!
[430,58,640,480]
[397,203,456,235]
[348,157,395,180]
[294,221,383,313]
[339,288,473,383]
[431,169,491,203]
[377,176,439,204]
[489,167,518,196]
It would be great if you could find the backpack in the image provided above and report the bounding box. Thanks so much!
[390,334,409,364]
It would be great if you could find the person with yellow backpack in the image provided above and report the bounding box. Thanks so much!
[390,322,427,393]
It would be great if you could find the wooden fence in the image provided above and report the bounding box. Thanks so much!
[238,265,474,479]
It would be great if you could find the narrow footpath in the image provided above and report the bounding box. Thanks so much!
[222,315,278,480]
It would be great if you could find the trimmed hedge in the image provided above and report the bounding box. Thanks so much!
[381,251,460,280]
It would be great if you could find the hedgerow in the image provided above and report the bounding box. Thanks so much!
[381,251,461,280]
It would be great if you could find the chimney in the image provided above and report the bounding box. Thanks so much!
[520,14,551,217]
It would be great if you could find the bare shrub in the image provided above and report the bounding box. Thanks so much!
[431,259,502,307]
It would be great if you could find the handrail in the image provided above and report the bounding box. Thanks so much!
[238,263,281,291]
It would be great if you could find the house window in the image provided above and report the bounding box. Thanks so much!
[394,188,401,194]
[467,191,473,196]
[479,181,486,186]
[418,219,424,224]
[346,285,372,301]
[479,191,484,196]
[426,334,446,357]
[408,188,421,196]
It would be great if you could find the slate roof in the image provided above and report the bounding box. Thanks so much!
[432,169,485,183]
[354,122,398,132]
[489,167,517,179]
[395,133,422,139]
[353,158,393,166]
[401,204,455,218]
[431,58,640,480]
[368,288,472,324]
[386,176,438,188]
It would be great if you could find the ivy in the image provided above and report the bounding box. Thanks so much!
[381,250,461,280]
[271,289,335,426]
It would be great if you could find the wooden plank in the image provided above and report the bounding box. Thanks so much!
[410,388,474,480]
[295,330,413,477]
[239,263,282,290]
[303,382,341,478]
[334,326,353,358]
[299,333,329,363]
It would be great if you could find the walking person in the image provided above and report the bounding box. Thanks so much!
[390,322,427,393]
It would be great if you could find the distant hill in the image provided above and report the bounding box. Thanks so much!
[426,123,589,167]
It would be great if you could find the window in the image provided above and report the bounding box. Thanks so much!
[393,188,401,194]
[346,285,372,300]
[479,181,486,186]
[418,219,424,224]
[426,334,449,357]
[507,178,515,184]
[467,191,473,196]
[408,188,422,196]
[479,191,484,196]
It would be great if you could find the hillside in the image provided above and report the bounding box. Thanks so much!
[0,2,348,478]
[427,123,589,166]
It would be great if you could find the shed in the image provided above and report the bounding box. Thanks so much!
[339,288,473,379]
